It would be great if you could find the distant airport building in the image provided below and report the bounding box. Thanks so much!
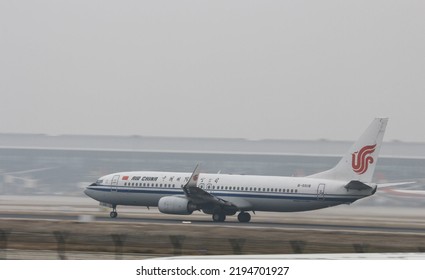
[0,134,424,207]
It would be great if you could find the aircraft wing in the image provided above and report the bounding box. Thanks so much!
[376,181,416,188]
[376,181,421,197]
[182,164,235,207]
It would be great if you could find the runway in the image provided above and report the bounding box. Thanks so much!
[1,195,425,259]
[1,195,425,233]
[1,212,425,235]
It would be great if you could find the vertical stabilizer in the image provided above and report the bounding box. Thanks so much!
[309,118,388,182]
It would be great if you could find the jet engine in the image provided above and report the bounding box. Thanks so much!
[158,196,197,215]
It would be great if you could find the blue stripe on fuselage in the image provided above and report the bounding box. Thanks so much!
[86,186,362,203]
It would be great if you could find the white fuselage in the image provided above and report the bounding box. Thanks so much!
[84,171,373,213]
[84,119,387,222]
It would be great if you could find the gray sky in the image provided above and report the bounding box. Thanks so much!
[1,1,424,142]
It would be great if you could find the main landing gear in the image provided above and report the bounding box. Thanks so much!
[212,211,252,223]
[212,211,226,222]
[110,205,118,218]
[237,212,251,223]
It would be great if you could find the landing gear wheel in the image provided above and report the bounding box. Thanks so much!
[212,212,226,222]
[110,206,118,218]
[237,212,251,223]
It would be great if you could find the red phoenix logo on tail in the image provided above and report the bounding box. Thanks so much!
[351,144,376,175]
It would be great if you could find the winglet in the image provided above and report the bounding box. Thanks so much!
[182,164,201,195]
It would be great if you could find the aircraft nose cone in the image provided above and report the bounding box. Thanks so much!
[84,184,96,197]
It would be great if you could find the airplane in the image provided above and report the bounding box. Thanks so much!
[85,118,390,223]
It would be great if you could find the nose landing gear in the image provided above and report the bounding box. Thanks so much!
[110,205,118,218]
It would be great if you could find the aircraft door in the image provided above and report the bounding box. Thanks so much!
[317,183,325,200]
[111,175,120,192]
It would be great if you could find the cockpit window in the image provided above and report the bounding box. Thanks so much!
[96,180,103,184]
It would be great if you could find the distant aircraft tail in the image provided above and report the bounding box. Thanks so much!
[309,118,388,183]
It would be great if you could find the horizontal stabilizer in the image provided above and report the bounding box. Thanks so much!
[344,180,374,191]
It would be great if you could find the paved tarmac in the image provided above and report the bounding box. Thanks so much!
[1,195,425,259]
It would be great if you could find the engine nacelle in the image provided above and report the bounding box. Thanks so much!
[158,196,196,215]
